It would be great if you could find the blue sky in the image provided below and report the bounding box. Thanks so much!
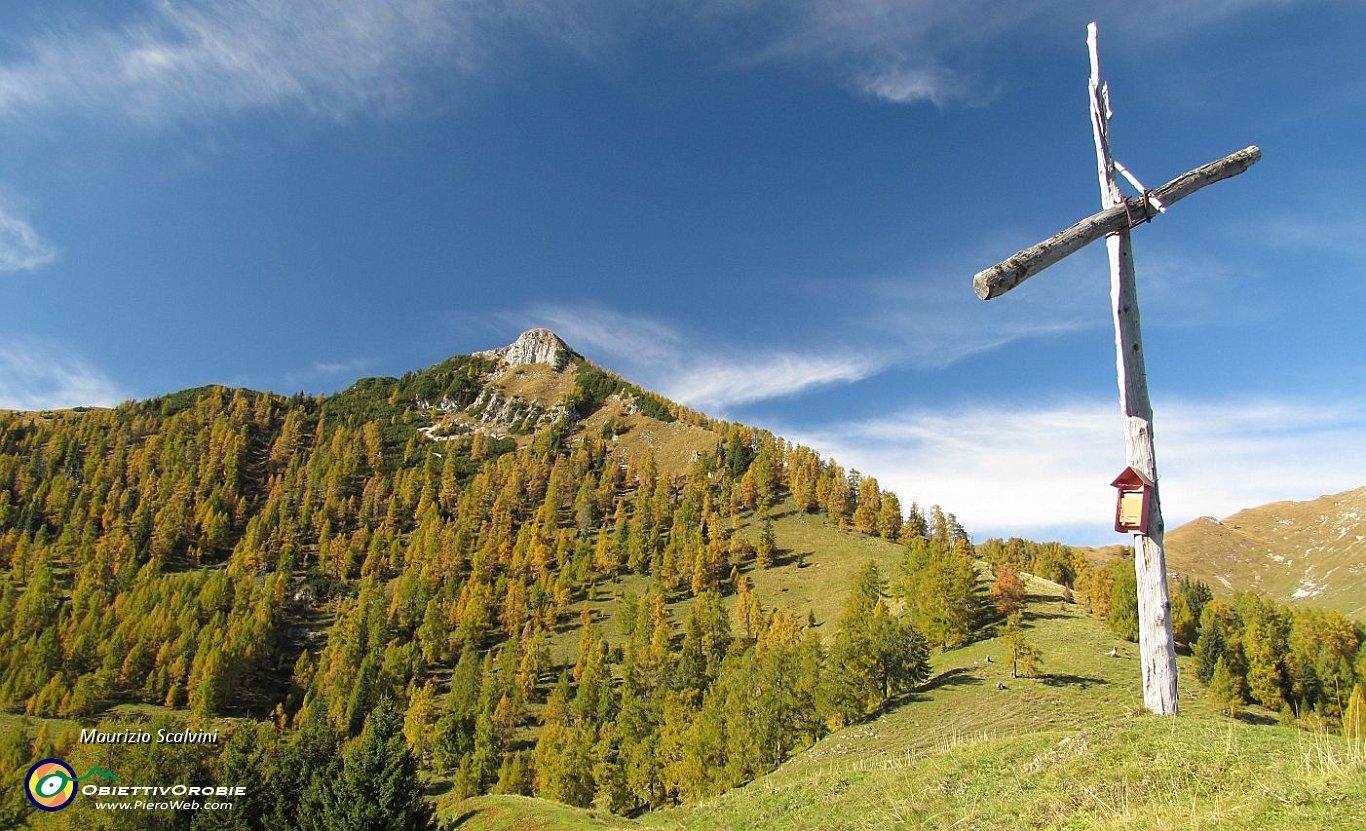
[2,1,1364,545]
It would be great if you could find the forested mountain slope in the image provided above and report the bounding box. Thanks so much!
[3,329,1364,831]
[2,329,965,828]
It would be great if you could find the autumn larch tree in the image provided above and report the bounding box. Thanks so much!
[990,562,1026,619]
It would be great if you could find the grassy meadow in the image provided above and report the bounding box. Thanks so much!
[443,538,1366,830]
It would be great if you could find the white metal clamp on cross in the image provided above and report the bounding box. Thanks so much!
[1111,161,1164,214]
[970,22,1260,716]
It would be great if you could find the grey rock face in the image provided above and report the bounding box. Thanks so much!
[476,328,575,369]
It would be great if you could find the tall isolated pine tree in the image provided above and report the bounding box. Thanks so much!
[1002,615,1042,679]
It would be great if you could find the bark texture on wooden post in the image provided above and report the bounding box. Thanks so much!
[1088,22,1180,716]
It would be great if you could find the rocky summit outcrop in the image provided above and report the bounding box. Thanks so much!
[476,328,577,370]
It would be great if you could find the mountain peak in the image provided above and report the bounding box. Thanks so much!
[476,328,577,369]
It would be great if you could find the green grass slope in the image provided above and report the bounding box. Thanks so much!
[441,576,1366,830]
[446,796,636,830]
[545,502,906,664]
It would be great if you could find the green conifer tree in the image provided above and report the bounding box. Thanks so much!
[1105,562,1139,642]
[876,491,903,541]
[1002,615,1043,679]
[901,536,980,649]
[1209,656,1244,717]
[755,516,777,568]
[1342,683,1366,742]
[327,698,432,830]
[534,679,595,806]
[1194,600,1233,684]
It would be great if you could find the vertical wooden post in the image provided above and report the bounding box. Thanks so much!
[1087,23,1179,715]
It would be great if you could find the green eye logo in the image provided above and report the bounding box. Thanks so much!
[26,759,76,811]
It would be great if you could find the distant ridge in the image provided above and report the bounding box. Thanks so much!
[1165,485,1366,619]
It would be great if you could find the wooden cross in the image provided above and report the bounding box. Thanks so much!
[971,23,1260,715]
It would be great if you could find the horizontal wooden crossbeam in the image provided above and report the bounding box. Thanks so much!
[973,145,1261,300]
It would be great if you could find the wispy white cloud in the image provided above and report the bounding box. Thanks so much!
[0,0,609,126]
[0,338,129,410]
[309,358,376,378]
[514,305,685,368]
[510,251,1100,408]
[858,64,976,107]
[1097,0,1304,42]
[1244,210,1366,265]
[0,0,1302,129]
[707,0,1018,107]
[703,0,1301,107]
[508,304,884,410]
[784,395,1366,545]
[665,354,881,409]
[1116,245,1277,330]
[0,201,55,272]
[511,224,1257,412]
[858,242,1109,367]
[854,212,1283,371]
[276,357,378,390]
